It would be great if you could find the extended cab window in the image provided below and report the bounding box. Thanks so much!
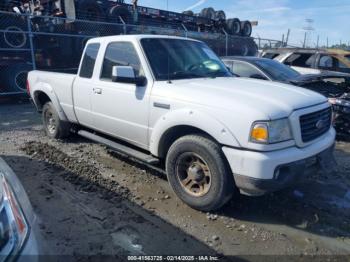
[79,43,100,78]
[100,42,143,81]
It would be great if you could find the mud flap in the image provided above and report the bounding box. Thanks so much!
[317,144,337,175]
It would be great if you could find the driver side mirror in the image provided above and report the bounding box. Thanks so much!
[250,74,267,80]
[112,66,147,86]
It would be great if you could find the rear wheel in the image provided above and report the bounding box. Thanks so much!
[226,18,241,35]
[240,20,252,37]
[42,102,70,139]
[200,7,215,20]
[166,135,235,211]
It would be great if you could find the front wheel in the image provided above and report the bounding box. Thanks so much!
[42,102,70,139]
[166,135,235,211]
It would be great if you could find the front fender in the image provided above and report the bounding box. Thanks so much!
[149,108,241,156]
[32,83,68,122]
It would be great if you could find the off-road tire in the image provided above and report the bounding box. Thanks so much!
[166,135,235,211]
[42,102,70,139]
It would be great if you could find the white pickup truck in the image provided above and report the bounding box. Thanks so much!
[28,35,336,211]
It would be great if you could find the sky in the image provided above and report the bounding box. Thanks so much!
[136,0,350,47]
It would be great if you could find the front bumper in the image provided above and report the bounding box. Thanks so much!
[222,128,336,196]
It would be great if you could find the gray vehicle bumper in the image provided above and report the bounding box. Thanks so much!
[233,144,336,196]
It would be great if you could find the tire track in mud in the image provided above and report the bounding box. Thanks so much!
[22,141,131,201]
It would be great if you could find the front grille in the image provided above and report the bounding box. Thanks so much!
[300,107,332,143]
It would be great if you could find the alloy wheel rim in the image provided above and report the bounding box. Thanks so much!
[176,153,212,197]
[45,111,56,134]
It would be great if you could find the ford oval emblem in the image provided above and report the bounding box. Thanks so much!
[315,119,327,129]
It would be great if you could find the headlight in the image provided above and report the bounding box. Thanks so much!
[250,118,293,144]
[0,173,29,259]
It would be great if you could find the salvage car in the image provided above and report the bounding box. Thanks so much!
[0,157,41,261]
[28,35,336,211]
[222,56,350,138]
[260,48,350,75]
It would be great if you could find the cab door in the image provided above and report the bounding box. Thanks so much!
[90,41,151,149]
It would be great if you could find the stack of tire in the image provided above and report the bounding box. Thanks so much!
[0,12,31,95]
[0,13,28,49]
[0,63,33,94]
[193,7,252,37]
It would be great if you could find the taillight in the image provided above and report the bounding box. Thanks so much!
[26,79,30,95]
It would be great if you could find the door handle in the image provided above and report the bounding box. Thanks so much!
[93,88,102,94]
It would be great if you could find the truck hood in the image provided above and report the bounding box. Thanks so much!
[161,77,327,119]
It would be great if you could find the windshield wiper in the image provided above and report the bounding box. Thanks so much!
[169,71,206,80]
[207,70,231,78]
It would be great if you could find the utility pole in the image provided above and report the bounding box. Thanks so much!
[282,34,284,47]
[327,37,329,48]
[316,35,319,49]
[303,32,307,48]
[285,29,290,47]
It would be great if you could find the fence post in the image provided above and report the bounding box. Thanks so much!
[181,23,188,38]
[26,14,36,70]
[119,16,127,35]
[222,29,228,56]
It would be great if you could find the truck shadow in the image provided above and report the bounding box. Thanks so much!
[103,144,350,240]
[1,155,243,261]
[219,146,350,239]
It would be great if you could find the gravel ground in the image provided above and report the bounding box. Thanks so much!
[1,101,350,260]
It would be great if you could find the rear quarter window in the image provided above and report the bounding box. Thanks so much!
[79,43,100,78]
[284,53,316,68]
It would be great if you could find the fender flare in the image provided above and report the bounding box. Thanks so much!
[32,83,68,122]
[149,108,240,156]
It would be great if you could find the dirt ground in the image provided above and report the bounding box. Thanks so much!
[1,100,350,260]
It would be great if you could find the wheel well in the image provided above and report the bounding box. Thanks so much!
[34,91,51,111]
[157,125,218,159]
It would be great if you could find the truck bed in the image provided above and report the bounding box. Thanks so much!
[28,70,77,122]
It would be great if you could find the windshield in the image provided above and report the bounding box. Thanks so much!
[141,38,232,81]
[254,59,300,81]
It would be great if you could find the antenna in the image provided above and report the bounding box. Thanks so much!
[166,0,172,83]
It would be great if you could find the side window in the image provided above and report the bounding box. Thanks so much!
[223,60,233,71]
[79,43,100,78]
[339,61,347,69]
[319,55,334,68]
[284,53,316,68]
[336,58,350,73]
[232,61,266,79]
[100,42,143,81]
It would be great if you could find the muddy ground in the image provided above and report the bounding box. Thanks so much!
[1,101,350,260]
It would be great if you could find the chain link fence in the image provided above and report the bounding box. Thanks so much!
[254,37,299,50]
[0,10,259,96]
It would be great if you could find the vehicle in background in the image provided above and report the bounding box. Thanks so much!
[28,35,336,211]
[222,56,350,138]
[0,157,42,261]
[260,48,350,75]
